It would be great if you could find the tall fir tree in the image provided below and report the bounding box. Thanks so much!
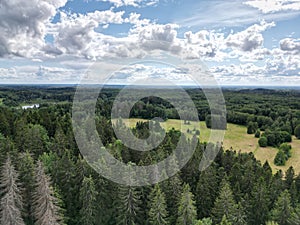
[211,178,237,224]
[18,151,36,225]
[33,161,65,225]
[148,184,169,225]
[116,185,142,225]
[176,183,197,225]
[79,176,98,225]
[195,164,218,218]
[270,190,293,225]
[0,156,25,225]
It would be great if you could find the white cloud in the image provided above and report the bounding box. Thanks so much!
[226,21,275,51]
[96,0,159,7]
[0,0,67,57]
[182,30,226,60]
[244,0,300,14]
[52,10,125,58]
[280,38,300,54]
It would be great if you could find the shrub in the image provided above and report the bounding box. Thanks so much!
[274,150,286,166]
[295,124,300,139]
[258,137,268,147]
[279,143,292,159]
[255,130,260,138]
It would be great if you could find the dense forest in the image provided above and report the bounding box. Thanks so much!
[1,86,300,225]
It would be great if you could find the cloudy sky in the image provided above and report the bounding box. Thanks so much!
[0,0,300,85]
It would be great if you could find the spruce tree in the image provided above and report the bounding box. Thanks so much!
[79,176,98,225]
[33,161,65,225]
[18,152,35,225]
[219,215,232,225]
[211,178,237,224]
[176,183,197,225]
[195,164,218,218]
[148,184,169,225]
[0,156,25,225]
[116,185,142,225]
[248,177,270,224]
[270,190,293,225]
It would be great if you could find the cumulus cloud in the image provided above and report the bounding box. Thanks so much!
[96,0,159,7]
[244,0,300,14]
[0,0,67,57]
[280,38,300,54]
[52,10,125,58]
[182,30,225,60]
[226,21,275,52]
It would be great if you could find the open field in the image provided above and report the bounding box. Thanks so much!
[123,118,300,174]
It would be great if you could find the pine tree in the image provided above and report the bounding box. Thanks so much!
[18,152,35,225]
[248,177,270,224]
[266,222,279,225]
[176,183,197,225]
[270,190,293,225]
[289,205,300,225]
[161,174,183,224]
[195,218,213,225]
[219,215,232,225]
[116,185,142,225]
[79,176,98,225]
[33,161,65,225]
[211,178,237,224]
[148,184,169,225]
[196,164,218,218]
[0,156,25,225]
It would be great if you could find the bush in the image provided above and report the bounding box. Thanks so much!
[279,143,292,159]
[255,130,260,138]
[274,150,286,166]
[258,137,268,147]
[247,122,258,134]
[195,130,200,135]
[295,124,300,139]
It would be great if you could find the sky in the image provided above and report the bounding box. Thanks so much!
[0,0,300,85]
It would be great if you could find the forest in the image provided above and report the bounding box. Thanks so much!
[1,86,300,225]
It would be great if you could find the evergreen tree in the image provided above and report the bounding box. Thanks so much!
[289,205,300,225]
[176,183,197,225]
[248,177,270,224]
[270,190,293,225]
[148,184,169,225]
[195,218,213,225]
[33,161,65,225]
[195,165,218,218]
[161,174,183,224]
[0,156,25,225]
[79,176,98,225]
[266,222,279,225]
[212,178,237,224]
[116,185,142,225]
[18,152,35,225]
[219,215,232,225]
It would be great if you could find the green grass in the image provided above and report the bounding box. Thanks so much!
[122,118,300,174]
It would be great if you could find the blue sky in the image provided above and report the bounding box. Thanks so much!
[0,0,300,85]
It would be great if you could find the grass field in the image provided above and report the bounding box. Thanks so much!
[122,118,300,174]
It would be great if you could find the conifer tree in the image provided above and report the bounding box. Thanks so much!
[0,156,25,225]
[116,185,142,225]
[211,178,237,224]
[33,161,65,225]
[176,183,197,225]
[79,176,98,225]
[219,215,232,225]
[18,152,35,225]
[248,177,270,224]
[148,184,169,225]
[270,190,293,225]
[195,164,218,218]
